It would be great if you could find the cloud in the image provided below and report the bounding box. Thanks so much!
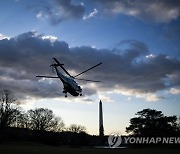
[54,0,85,18]
[93,0,180,23]
[113,87,165,102]
[32,0,85,25]
[41,35,58,43]
[36,11,45,20]
[28,0,180,25]
[0,31,180,100]
[170,88,180,94]
[0,33,10,40]
[83,8,98,20]
[143,94,165,102]
[98,93,113,102]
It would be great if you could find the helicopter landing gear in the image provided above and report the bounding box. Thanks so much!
[63,90,67,97]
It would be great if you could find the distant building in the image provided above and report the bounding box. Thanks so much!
[99,100,104,136]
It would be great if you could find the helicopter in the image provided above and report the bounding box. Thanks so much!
[36,58,102,97]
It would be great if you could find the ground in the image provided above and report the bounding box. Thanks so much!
[0,141,179,154]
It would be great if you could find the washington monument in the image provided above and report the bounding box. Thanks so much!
[99,100,104,136]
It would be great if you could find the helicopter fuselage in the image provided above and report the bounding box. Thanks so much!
[55,67,82,97]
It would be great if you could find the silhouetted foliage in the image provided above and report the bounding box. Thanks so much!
[10,110,29,128]
[49,116,65,132]
[0,90,92,146]
[126,108,179,136]
[68,124,86,133]
[27,108,64,131]
[178,116,180,130]
[0,90,21,129]
[2,90,179,147]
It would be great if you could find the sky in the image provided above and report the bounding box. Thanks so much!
[0,0,180,135]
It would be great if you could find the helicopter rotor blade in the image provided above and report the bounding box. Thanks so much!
[36,75,59,78]
[73,62,102,78]
[53,58,72,77]
[75,78,101,82]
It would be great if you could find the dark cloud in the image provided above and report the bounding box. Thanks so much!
[27,0,180,24]
[0,32,180,99]
[54,0,85,18]
[32,0,85,25]
[93,0,180,23]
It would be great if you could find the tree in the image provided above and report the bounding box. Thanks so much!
[10,111,29,128]
[27,108,64,131]
[68,124,86,133]
[177,116,180,132]
[0,90,20,129]
[48,116,65,132]
[126,108,179,136]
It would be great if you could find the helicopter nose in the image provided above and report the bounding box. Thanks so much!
[78,86,82,91]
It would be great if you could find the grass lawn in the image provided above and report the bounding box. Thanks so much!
[0,141,179,154]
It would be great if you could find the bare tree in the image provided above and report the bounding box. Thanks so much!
[0,90,20,128]
[48,117,65,132]
[68,124,86,133]
[27,108,64,131]
[10,111,29,128]
[177,116,180,131]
